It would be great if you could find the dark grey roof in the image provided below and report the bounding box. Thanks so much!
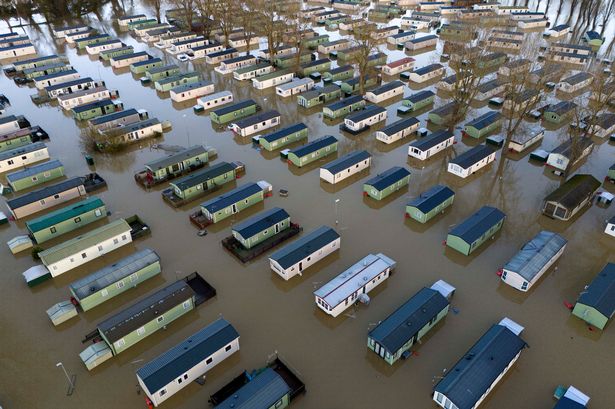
[449,206,505,244]
[173,162,235,191]
[111,51,150,61]
[214,368,290,409]
[233,207,290,239]
[147,64,179,74]
[325,95,364,111]
[171,80,213,93]
[503,231,567,281]
[72,99,114,113]
[261,123,307,143]
[595,113,615,129]
[145,145,207,171]
[434,323,527,409]
[212,99,257,117]
[369,80,404,96]
[369,287,449,354]
[365,166,410,191]
[413,64,443,76]
[32,69,78,82]
[137,318,239,393]
[98,279,195,343]
[546,101,576,115]
[201,182,263,213]
[131,57,161,67]
[409,130,454,152]
[405,90,435,104]
[208,47,238,58]
[550,138,593,158]
[407,185,455,214]
[289,135,338,158]
[6,177,83,210]
[346,105,386,123]
[269,226,339,269]
[321,150,371,174]
[0,142,46,161]
[576,263,615,317]
[544,174,600,209]
[450,145,495,169]
[327,64,353,75]
[379,117,419,136]
[553,397,587,409]
[561,72,592,86]
[221,54,255,65]
[408,34,438,43]
[431,102,458,117]
[6,159,63,183]
[465,111,501,130]
[89,108,139,125]
[232,110,280,128]
[301,58,330,69]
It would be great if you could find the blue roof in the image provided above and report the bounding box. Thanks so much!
[289,135,338,158]
[137,318,239,393]
[325,95,364,111]
[131,57,161,67]
[369,80,404,96]
[379,117,419,136]
[208,47,237,58]
[6,159,63,183]
[233,207,290,239]
[369,287,449,354]
[0,142,46,161]
[201,182,263,213]
[503,231,567,281]
[321,150,371,175]
[346,105,386,123]
[449,144,495,169]
[89,108,139,125]
[413,64,442,76]
[211,99,257,117]
[405,90,435,104]
[173,162,235,190]
[465,111,501,130]
[269,226,339,269]
[585,30,600,40]
[214,368,290,409]
[554,397,587,409]
[261,123,307,143]
[577,263,615,317]
[232,110,280,128]
[448,206,505,244]
[33,69,78,81]
[45,77,94,92]
[72,99,114,113]
[409,130,454,152]
[6,177,83,210]
[434,323,527,409]
[365,166,410,191]
[407,185,455,214]
[409,34,438,43]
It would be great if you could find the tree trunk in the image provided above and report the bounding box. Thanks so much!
[554,0,566,24]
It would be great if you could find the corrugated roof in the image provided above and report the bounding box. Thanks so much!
[364,166,410,191]
[201,182,263,213]
[576,263,615,317]
[261,123,307,143]
[369,287,449,354]
[450,144,495,169]
[544,174,600,209]
[26,196,105,233]
[434,323,527,409]
[6,159,63,183]
[407,184,455,214]
[0,142,46,161]
[172,162,235,191]
[6,177,83,210]
[289,135,338,158]
[38,219,131,266]
[215,368,290,409]
[409,130,453,152]
[145,145,207,171]
[269,226,339,269]
[233,207,290,239]
[137,318,239,393]
[232,110,280,128]
[448,206,505,244]
[321,150,371,175]
[503,231,567,281]
[69,248,160,300]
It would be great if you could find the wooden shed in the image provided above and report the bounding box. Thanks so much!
[542,174,600,221]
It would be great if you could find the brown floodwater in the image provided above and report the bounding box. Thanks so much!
[0,5,614,409]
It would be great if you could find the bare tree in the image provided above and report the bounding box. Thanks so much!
[170,0,195,31]
[212,0,238,47]
[143,0,162,23]
[237,0,258,56]
[351,23,381,95]
[0,0,16,31]
[253,0,285,63]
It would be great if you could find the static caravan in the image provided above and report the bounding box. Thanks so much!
[508,129,544,153]
[23,62,73,80]
[214,55,258,75]
[401,17,431,30]
[405,35,438,51]
[72,99,123,121]
[117,14,148,29]
[542,174,600,221]
[448,144,496,178]
[314,253,396,317]
[498,58,531,77]
[0,127,37,153]
[320,150,372,184]
[547,51,589,66]
[340,76,380,95]
[368,281,453,365]
[408,130,454,160]
[529,64,565,85]
[164,162,237,205]
[323,65,354,83]
[287,135,338,167]
[365,81,405,103]
[331,0,362,10]
[0,142,49,174]
[38,219,132,278]
[367,52,387,67]
[197,91,234,111]
[257,45,295,61]
[496,6,529,14]
[375,117,420,144]
[313,10,344,23]
[230,111,280,137]
[428,102,459,126]
[558,72,593,93]
[371,25,400,41]
[10,54,65,72]
[323,95,366,119]
[85,39,124,56]
[34,69,81,90]
[0,43,36,59]
[487,37,522,50]
[477,52,508,70]
[6,159,64,192]
[589,113,615,138]
[463,111,502,139]
[584,30,604,47]
[139,145,209,185]
[363,166,411,200]
[297,84,341,108]
[388,31,417,47]
[187,43,224,60]
[25,197,107,244]
[369,5,403,19]
[210,99,258,125]
[205,48,239,65]
[474,78,507,101]
[198,182,268,225]
[0,115,27,136]
[382,57,415,76]
[74,34,112,50]
[227,34,260,49]
[233,63,274,81]
[276,78,315,97]
[154,32,197,49]
[110,51,151,69]
[318,39,350,54]
[154,72,200,92]
[549,42,592,55]
[269,226,340,280]
[52,24,90,39]
[231,207,291,250]
[433,318,527,409]
[137,319,239,407]
[89,108,148,131]
[170,80,214,102]
[299,58,331,77]
[64,29,95,44]
[402,90,435,111]
[135,24,174,39]
[259,123,308,151]
[409,64,444,83]
[302,34,330,49]
[252,70,295,90]
[503,89,540,113]
[572,263,615,330]
[57,87,113,110]
[511,11,545,20]
[543,101,576,124]
[146,64,180,82]
[5,177,87,219]
[501,230,567,291]
[102,118,162,144]
[406,184,455,223]
[518,18,548,29]
[99,46,134,61]
[300,6,326,18]
[167,36,207,55]
[130,57,162,74]
[343,105,387,133]
[446,206,506,255]
[546,138,593,172]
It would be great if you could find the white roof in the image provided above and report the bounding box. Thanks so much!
[563,386,590,405]
[22,265,49,282]
[498,317,524,335]
[430,280,456,299]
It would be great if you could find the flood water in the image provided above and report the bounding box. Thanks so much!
[0,3,614,409]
